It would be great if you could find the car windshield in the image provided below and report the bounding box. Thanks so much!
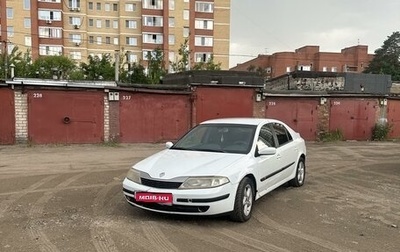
[171,123,256,154]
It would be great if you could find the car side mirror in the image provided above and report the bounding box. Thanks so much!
[258,146,277,156]
[165,142,174,149]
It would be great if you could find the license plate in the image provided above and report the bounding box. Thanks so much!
[135,192,173,204]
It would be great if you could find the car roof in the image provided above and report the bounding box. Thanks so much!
[200,117,280,126]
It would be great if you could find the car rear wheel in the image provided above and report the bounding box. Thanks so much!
[290,157,305,187]
[230,177,254,222]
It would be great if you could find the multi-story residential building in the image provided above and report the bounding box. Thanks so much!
[230,45,375,79]
[0,0,230,72]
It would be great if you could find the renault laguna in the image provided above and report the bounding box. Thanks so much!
[122,118,306,222]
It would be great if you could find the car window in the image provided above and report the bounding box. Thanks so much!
[272,123,292,146]
[257,124,276,149]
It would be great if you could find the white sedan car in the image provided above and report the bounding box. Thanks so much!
[123,118,306,222]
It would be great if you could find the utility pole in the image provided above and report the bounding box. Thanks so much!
[1,40,8,80]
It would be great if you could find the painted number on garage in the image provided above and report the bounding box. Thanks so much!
[122,95,132,100]
[268,101,276,106]
[333,101,341,106]
[33,93,43,98]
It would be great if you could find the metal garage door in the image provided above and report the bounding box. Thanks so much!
[0,88,15,144]
[387,99,400,139]
[195,87,254,123]
[329,99,377,140]
[265,98,319,141]
[28,90,104,144]
[119,92,191,143]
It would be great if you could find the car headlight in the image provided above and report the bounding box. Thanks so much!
[126,168,141,184]
[179,176,230,189]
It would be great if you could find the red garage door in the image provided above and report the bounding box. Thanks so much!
[0,88,15,144]
[119,92,191,143]
[387,99,400,139]
[265,98,319,141]
[195,87,254,123]
[329,99,377,140]
[28,90,104,144]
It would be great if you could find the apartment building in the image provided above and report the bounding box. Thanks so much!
[0,0,230,71]
[230,45,375,79]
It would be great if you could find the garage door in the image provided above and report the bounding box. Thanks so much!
[28,90,104,144]
[265,98,319,141]
[0,88,15,144]
[387,99,400,139]
[195,87,254,123]
[119,92,191,143]
[329,99,377,140]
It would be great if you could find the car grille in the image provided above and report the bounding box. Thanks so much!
[140,177,183,189]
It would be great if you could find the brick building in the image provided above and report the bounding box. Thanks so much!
[0,0,230,72]
[230,45,375,79]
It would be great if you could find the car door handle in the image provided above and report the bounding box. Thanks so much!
[276,154,282,159]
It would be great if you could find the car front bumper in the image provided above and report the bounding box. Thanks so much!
[122,177,237,216]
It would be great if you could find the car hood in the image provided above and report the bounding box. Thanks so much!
[134,149,245,180]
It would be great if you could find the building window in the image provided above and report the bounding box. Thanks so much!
[322,66,327,72]
[39,45,62,56]
[195,2,213,13]
[69,17,81,25]
[105,37,111,44]
[89,19,94,26]
[126,20,137,29]
[6,8,14,19]
[88,2,93,10]
[6,27,14,39]
[113,3,118,11]
[168,51,175,62]
[39,27,62,38]
[23,0,31,10]
[169,17,175,27]
[127,54,138,63]
[143,33,163,44]
[195,36,213,46]
[183,27,189,38]
[96,19,102,28]
[97,36,102,45]
[89,36,94,43]
[125,3,136,11]
[113,37,119,45]
[142,0,163,9]
[126,37,137,46]
[69,0,81,8]
[24,18,31,28]
[96,3,101,10]
[70,34,82,43]
[70,51,82,60]
[168,34,175,45]
[105,3,110,11]
[286,66,291,73]
[143,16,163,27]
[195,53,211,63]
[195,19,213,30]
[113,20,118,28]
[169,0,175,10]
[143,50,161,60]
[183,10,189,20]
[105,20,111,28]
[38,0,61,2]
[25,36,32,46]
[331,67,337,72]
[38,10,62,21]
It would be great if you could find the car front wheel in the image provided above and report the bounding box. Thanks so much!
[230,177,254,222]
[290,157,305,187]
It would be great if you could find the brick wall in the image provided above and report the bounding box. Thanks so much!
[14,90,28,143]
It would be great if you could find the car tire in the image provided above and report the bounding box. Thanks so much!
[290,157,305,187]
[230,177,254,222]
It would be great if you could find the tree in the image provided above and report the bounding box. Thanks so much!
[29,55,76,79]
[0,45,24,79]
[146,48,167,84]
[170,38,190,72]
[364,31,400,81]
[80,54,115,80]
[192,54,222,70]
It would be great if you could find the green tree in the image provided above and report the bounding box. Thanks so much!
[364,31,400,81]
[80,54,115,80]
[30,55,77,79]
[193,54,222,70]
[170,38,190,72]
[0,45,24,79]
[146,48,167,84]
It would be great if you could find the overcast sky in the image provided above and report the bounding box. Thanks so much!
[229,0,400,67]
